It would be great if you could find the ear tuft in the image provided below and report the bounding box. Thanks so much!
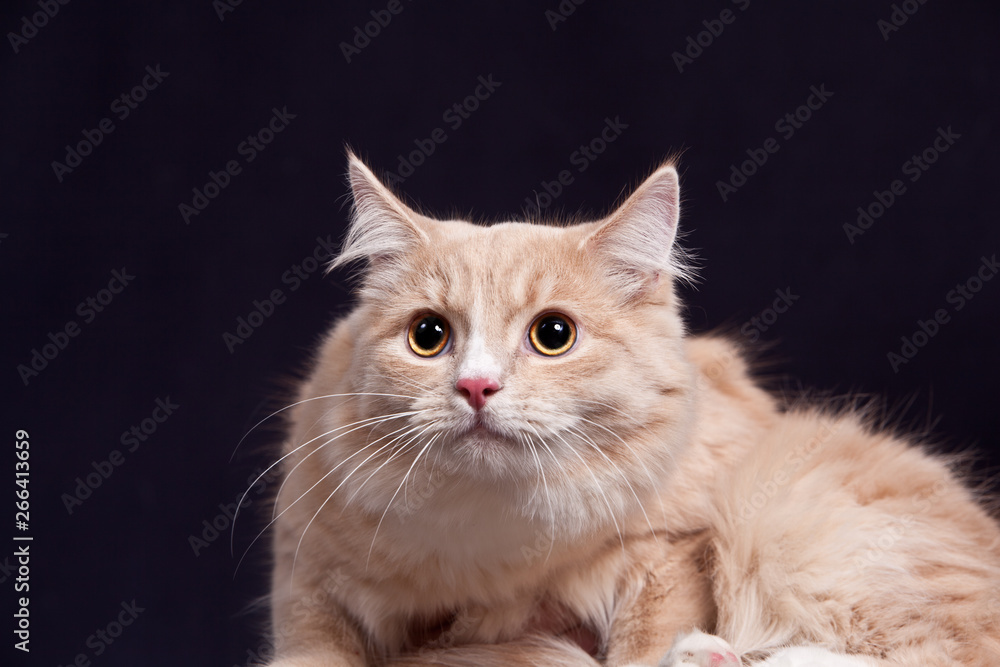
[329,150,428,275]
[582,162,695,298]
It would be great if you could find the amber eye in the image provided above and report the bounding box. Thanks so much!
[529,313,577,356]
[408,314,450,357]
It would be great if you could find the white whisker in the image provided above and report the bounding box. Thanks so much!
[372,369,435,395]
[289,426,424,584]
[522,426,557,564]
[230,391,419,462]
[566,423,657,539]
[231,409,420,558]
[367,432,440,567]
[584,414,667,526]
[550,428,627,555]
[569,397,646,426]
[343,421,441,510]
[235,415,427,577]
[271,411,423,520]
[575,415,662,498]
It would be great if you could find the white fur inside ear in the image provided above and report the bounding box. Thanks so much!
[330,154,428,274]
[583,163,694,298]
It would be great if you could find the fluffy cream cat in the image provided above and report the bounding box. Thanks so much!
[261,153,1000,667]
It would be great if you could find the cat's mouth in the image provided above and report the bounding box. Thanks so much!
[458,414,513,444]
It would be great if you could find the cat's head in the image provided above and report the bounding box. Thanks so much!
[317,153,698,532]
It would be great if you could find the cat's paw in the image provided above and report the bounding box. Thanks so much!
[659,629,741,667]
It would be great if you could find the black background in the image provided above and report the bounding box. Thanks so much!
[2,1,998,665]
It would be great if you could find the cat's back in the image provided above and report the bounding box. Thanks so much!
[674,334,1000,565]
[700,378,1000,657]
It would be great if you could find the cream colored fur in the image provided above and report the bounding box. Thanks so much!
[262,154,1000,667]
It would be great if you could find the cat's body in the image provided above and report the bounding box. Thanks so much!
[263,156,1000,667]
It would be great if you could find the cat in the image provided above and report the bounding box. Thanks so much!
[258,151,1000,667]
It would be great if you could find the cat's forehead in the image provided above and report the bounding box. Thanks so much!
[403,217,599,322]
[430,217,581,250]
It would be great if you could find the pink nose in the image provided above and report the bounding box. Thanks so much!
[456,377,501,411]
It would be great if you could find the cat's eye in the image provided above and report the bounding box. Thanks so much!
[407,314,450,357]
[529,313,577,356]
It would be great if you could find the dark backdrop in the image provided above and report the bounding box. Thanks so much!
[2,1,998,665]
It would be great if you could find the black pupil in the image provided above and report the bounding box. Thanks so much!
[537,317,571,350]
[414,317,445,351]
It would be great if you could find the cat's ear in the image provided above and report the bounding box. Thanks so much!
[329,151,429,276]
[581,162,693,299]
